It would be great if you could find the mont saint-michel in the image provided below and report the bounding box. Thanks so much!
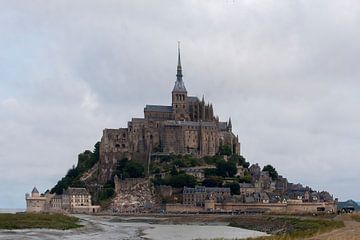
[24,47,337,217]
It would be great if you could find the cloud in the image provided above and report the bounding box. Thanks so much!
[0,0,360,207]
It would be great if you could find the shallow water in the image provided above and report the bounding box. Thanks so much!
[0,215,269,240]
[0,209,25,213]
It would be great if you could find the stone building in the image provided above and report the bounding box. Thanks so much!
[98,46,241,182]
[26,187,99,214]
[183,186,231,207]
[25,187,47,213]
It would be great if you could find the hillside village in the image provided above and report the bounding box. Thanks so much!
[26,47,336,214]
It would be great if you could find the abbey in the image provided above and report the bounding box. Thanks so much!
[98,46,240,182]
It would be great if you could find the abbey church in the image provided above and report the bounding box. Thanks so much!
[98,46,240,182]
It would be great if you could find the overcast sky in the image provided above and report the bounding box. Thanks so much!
[1,0,360,208]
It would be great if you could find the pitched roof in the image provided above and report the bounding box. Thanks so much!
[187,96,199,102]
[165,120,216,127]
[219,122,227,131]
[144,105,173,113]
[173,79,187,92]
[32,187,39,194]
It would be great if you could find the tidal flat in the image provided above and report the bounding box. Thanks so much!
[0,214,269,240]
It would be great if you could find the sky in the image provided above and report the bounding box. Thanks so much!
[1,0,360,208]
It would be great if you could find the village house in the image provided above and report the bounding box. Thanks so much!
[25,187,100,214]
[183,186,231,207]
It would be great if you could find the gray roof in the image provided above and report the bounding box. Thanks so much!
[219,122,227,131]
[187,96,199,102]
[131,118,146,123]
[144,105,173,113]
[65,187,89,195]
[173,79,187,92]
[32,187,39,193]
[165,120,216,127]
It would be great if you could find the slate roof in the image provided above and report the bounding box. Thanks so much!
[165,120,216,127]
[187,96,199,102]
[32,187,39,194]
[219,122,227,131]
[144,105,173,113]
[173,79,187,92]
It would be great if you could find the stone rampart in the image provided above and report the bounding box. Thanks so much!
[165,204,203,213]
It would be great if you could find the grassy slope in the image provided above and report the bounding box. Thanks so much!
[0,213,82,230]
[240,216,344,240]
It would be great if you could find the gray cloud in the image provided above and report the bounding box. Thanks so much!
[1,0,360,207]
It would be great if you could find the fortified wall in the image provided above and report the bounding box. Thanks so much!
[165,200,337,214]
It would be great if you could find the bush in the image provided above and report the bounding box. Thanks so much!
[263,164,278,180]
[218,144,232,156]
[114,158,145,179]
[223,182,240,195]
[229,154,250,168]
[216,160,237,177]
[164,174,197,188]
[51,142,100,194]
[202,176,223,187]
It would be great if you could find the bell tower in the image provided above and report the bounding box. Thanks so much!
[172,42,189,121]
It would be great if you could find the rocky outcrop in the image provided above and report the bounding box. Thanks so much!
[111,176,156,213]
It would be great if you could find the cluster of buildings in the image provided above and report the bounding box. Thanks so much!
[160,162,337,214]
[164,184,337,214]
[25,187,100,213]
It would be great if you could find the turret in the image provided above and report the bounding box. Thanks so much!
[228,117,232,132]
[31,187,39,197]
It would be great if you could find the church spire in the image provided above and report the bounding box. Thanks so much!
[176,41,183,80]
[173,41,187,92]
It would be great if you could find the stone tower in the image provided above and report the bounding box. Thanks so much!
[172,42,189,121]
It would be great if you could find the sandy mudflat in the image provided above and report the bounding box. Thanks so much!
[0,214,268,240]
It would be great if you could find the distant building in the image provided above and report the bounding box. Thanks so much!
[26,187,100,214]
[183,186,231,207]
[25,187,47,213]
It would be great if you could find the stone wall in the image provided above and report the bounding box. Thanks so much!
[165,201,337,214]
[165,203,203,213]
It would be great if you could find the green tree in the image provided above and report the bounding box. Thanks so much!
[239,172,252,183]
[170,165,178,176]
[229,154,250,168]
[125,161,145,178]
[204,168,217,177]
[114,158,145,179]
[202,176,223,187]
[91,142,100,165]
[262,164,278,180]
[166,174,197,188]
[223,182,240,195]
[218,144,232,156]
[216,160,237,177]
[203,155,223,165]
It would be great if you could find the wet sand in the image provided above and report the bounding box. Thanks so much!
[0,214,269,240]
